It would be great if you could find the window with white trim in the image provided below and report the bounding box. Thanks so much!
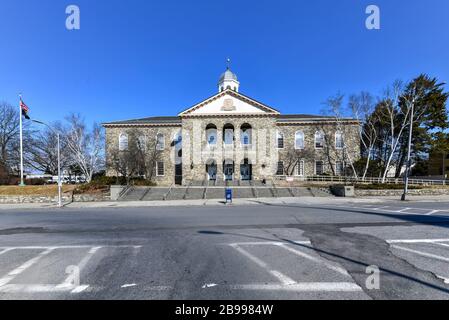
[276,161,284,176]
[119,133,128,151]
[295,131,305,149]
[137,136,147,151]
[315,160,324,175]
[336,161,344,176]
[156,161,165,176]
[277,131,284,149]
[335,131,344,149]
[315,131,325,149]
[296,160,305,176]
[156,133,165,150]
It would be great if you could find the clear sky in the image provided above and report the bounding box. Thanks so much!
[0,0,448,125]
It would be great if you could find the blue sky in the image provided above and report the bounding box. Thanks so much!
[0,0,448,125]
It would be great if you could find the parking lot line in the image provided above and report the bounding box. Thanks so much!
[435,243,449,248]
[229,282,362,292]
[277,244,349,276]
[391,245,449,263]
[387,239,449,244]
[226,240,311,246]
[0,248,55,287]
[0,245,142,250]
[230,244,296,285]
[0,248,14,256]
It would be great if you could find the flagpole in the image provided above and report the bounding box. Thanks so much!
[19,94,25,186]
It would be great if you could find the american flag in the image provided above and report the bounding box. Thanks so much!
[20,100,30,119]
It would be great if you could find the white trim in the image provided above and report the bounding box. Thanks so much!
[295,131,305,150]
[315,160,324,175]
[118,133,128,151]
[335,131,344,150]
[315,131,325,150]
[156,133,165,151]
[295,160,305,177]
[156,161,165,177]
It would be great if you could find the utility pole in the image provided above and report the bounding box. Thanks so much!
[401,88,416,201]
[19,94,25,186]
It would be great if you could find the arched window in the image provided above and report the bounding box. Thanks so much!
[174,131,182,147]
[277,131,284,149]
[206,124,217,146]
[223,124,234,145]
[138,135,147,151]
[240,123,252,145]
[156,133,165,150]
[295,131,305,149]
[315,131,325,149]
[119,133,128,151]
[335,131,344,149]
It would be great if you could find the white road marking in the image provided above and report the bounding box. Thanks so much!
[230,244,296,285]
[226,241,311,246]
[426,210,440,216]
[0,248,55,287]
[0,248,14,256]
[435,243,449,248]
[0,245,141,250]
[387,239,449,244]
[229,282,362,292]
[391,245,449,262]
[57,246,102,291]
[121,283,137,288]
[202,283,218,289]
[277,244,349,276]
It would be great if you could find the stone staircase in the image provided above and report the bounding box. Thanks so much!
[118,182,333,202]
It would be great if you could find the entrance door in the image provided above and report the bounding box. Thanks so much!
[224,164,234,181]
[240,164,252,181]
[207,164,217,181]
[175,164,183,185]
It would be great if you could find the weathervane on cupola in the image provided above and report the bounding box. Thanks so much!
[218,58,240,93]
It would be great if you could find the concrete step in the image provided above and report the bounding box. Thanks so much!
[120,187,150,201]
[206,188,226,199]
[276,188,295,197]
[142,188,169,201]
[255,188,275,198]
[231,188,255,199]
[167,188,188,200]
[185,188,205,200]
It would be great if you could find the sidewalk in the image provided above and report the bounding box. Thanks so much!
[1,194,449,210]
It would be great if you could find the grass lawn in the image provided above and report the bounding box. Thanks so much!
[0,185,77,196]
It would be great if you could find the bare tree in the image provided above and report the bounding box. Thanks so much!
[64,114,104,183]
[28,123,70,175]
[348,92,378,179]
[322,94,358,177]
[282,148,314,176]
[107,129,161,184]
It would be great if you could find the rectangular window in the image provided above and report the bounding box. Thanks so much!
[156,134,165,151]
[335,133,344,149]
[276,161,284,176]
[335,161,344,176]
[296,160,305,176]
[315,161,324,175]
[156,162,165,176]
[277,135,284,149]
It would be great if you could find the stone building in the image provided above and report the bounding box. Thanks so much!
[103,67,361,186]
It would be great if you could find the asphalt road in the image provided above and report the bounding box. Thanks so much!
[0,200,449,300]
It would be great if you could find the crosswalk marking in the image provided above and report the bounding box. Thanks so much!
[0,248,55,287]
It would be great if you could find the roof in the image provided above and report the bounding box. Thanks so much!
[178,89,280,116]
[277,114,358,122]
[102,116,181,126]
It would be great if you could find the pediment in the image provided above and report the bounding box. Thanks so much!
[179,90,279,116]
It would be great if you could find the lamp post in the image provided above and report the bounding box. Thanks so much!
[32,120,63,208]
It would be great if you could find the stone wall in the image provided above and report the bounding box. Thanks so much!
[277,122,360,176]
[105,125,182,186]
[355,188,449,197]
[181,115,278,183]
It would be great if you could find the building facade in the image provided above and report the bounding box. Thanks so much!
[103,68,361,186]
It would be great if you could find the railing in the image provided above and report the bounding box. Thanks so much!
[274,175,448,186]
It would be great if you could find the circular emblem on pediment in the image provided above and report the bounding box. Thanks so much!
[221,99,236,111]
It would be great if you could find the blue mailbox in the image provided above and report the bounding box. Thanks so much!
[225,188,233,203]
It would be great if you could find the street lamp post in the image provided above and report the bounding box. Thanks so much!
[32,120,63,208]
